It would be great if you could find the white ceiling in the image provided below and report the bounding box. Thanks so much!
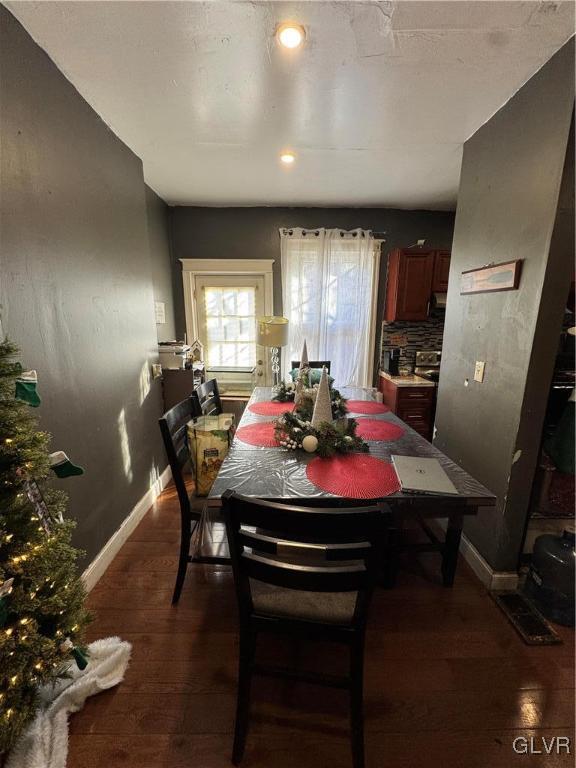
[7,1,575,208]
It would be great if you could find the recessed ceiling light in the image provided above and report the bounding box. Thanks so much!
[277,23,305,49]
[280,152,296,165]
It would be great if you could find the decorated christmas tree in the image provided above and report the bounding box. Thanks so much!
[0,340,89,754]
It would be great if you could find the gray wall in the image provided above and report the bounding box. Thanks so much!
[170,206,455,377]
[434,39,575,572]
[0,6,170,568]
[146,185,176,342]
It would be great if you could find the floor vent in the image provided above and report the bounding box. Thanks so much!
[492,591,562,645]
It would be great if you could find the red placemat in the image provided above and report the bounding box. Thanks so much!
[236,422,280,448]
[355,419,405,441]
[248,401,295,416]
[306,454,400,499]
[346,400,390,415]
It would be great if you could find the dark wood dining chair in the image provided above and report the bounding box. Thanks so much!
[291,360,331,373]
[222,490,390,768]
[193,377,223,416]
[158,396,202,604]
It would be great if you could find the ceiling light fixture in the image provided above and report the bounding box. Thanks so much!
[280,152,296,165]
[277,23,305,49]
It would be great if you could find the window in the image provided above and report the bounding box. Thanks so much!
[180,259,274,382]
[281,229,380,387]
[199,281,259,367]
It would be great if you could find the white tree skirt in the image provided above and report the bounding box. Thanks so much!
[7,636,132,768]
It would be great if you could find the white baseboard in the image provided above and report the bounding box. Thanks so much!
[434,519,519,591]
[82,464,172,592]
[458,532,519,591]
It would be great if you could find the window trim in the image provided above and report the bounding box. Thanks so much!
[180,258,274,364]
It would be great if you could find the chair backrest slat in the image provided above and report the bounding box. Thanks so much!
[238,528,372,562]
[225,494,379,542]
[291,360,331,373]
[242,551,371,593]
[158,396,201,518]
[193,378,223,417]
[169,423,189,467]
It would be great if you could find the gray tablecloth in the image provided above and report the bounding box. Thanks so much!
[210,387,495,508]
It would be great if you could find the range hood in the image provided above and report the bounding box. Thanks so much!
[432,292,447,309]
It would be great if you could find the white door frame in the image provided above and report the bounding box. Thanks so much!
[180,259,275,383]
[180,259,274,345]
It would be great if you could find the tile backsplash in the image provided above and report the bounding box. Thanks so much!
[380,313,445,371]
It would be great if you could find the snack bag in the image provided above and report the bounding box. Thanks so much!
[187,413,235,496]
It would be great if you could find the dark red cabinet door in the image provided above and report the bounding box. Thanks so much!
[385,249,435,321]
[432,250,451,292]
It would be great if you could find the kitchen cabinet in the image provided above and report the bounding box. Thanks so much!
[384,248,451,321]
[384,249,435,321]
[432,250,451,292]
[378,373,436,440]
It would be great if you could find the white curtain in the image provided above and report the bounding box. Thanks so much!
[280,228,377,388]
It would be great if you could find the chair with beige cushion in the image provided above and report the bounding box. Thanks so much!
[222,490,390,768]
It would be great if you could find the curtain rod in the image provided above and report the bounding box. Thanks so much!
[280,227,387,238]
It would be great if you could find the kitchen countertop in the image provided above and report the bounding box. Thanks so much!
[379,370,436,387]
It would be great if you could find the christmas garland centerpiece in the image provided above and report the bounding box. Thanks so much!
[271,341,315,403]
[295,384,348,421]
[271,379,295,402]
[272,340,348,419]
[274,411,367,458]
[274,378,348,417]
[274,364,368,458]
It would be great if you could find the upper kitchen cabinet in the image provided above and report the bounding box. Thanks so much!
[384,248,451,321]
[384,249,436,321]
[432,249,451,292]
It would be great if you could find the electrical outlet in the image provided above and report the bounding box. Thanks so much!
[151,363,162,380]
[474,361,485,383]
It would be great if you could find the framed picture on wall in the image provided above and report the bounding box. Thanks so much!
[460,260,522,295]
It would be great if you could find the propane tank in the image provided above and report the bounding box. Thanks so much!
[525,526,575,627]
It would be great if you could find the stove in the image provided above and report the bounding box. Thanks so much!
[414,350,442,384]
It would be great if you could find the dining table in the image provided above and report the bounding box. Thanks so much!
[208,386,496,586]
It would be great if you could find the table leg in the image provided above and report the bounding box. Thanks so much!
[442,512,463,587]
[381,524,401,589]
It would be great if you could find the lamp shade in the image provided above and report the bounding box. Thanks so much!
[257,316,289,347]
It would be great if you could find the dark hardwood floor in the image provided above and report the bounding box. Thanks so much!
[69,483,575,767]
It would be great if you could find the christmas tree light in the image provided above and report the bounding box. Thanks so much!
[0,340,89,753]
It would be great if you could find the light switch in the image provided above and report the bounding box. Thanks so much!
[474,361,485,383]
[154,301,166,324]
